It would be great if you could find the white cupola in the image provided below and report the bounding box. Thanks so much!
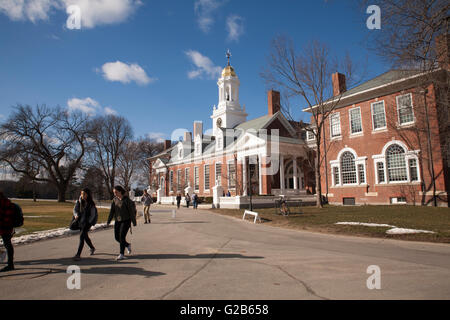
[211,50,247,136]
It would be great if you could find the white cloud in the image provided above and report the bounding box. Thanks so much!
[194,0,224,33]
[185,50,222,80]
[0,0,142,28]
[226,14,244,42]
[146,132,166,143]
[104,106,118,115]
[0,0,58,23]
[67,97,100,115]
[67,97,116,116]
[62,0,142,29]
[98,61,155,86]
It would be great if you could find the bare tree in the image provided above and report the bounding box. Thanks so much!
[362,0,450,206]
[136,137,164,187]
[87,115,133,199]
[0,105,90,202]
[262,37,360,207]
[116,141,140,193]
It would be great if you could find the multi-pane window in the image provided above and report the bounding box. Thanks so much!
[341,152,357,184]
[228,163,236,188]
[204,165,210,190]
[371,101,386,130]
[169,170,174,191]
[349,108,363,134]
[177,169,181,190]
[330,113,341,137]
[194,167,199,190]
[333,167,340,185]
[397,93,414,125]
[215,163,222,185]
[409,158,418,181]
[185,168,190,186]
[386,144,408,182]
[307,130,315,141]
[377,162,385,183]
[358,164,365,184]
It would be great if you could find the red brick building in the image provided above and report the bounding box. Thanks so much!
[305,65,449,206]
[148,60,316,207]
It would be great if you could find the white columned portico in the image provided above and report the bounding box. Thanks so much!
[293,157,298,190]
[242,157,247,196]
[280,155,285,193]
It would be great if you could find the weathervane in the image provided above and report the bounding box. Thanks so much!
[226,49,231,66]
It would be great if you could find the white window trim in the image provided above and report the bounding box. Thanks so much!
[204,164,210,191]
[371,100,387,131]
[177,169,181,191]
[329,112,341,139]
[372,141,421,184]
[306,128,316,141]
[215,162,222,186]
[194,166,199,192]
[330,147,367,187]
[396,93,415,126]
[349,106,363,135]
[227,160,237,189]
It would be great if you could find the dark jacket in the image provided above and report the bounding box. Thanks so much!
[108,196,137,226]
[73,198,98,229]
[176,195,181,202]
[141,193,153,206]
[0,198,14,236]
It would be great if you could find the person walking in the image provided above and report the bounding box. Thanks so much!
[185,193,191,208]
[0,191,15,272]
[141,189,152,224]
[192,193,198,209]
[72,188,98,261]
[107,186,137,261]
[176,193,181,209]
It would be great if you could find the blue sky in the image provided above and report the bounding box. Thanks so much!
[0,0,387,141]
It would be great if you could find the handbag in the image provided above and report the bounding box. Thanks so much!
[69,216,80,231]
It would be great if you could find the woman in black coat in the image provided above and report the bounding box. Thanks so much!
[73,188,98,261]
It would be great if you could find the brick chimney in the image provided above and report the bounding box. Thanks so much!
[332,72,346,96]
[164,140,171,150]
[193,121,203,138]
[436,33,450,70]
[183,131,192,142]
[268,90,281,115]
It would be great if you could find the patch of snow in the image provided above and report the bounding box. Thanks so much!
[386,228,436,235]
[335,222,396,228]
[0,222,114,246]
[335,222,436,235]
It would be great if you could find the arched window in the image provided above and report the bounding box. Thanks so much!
[341,152,357,184]
[386,144,408,182]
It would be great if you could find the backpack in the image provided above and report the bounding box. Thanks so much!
[12,203,24,228]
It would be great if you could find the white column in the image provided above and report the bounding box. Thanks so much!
[243,157,247,196]
[280,155,285,193]
[293,157,298,190]
[258,154,263,195]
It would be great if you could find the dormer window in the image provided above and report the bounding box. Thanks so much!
[179,149,183,158]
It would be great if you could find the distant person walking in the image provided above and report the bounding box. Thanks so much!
[72,188,98,261]
[192,193,198,209]
[141,189,153,224]
[176,193,182,209]
[185,193,191,208]
[0,191,15,272]
[107,186,137,261]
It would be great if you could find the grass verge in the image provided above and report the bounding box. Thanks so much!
[208,205,450,243]
[13,200,110,236]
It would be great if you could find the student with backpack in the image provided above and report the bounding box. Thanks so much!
[0,191,18,272]
[72,188,98,261]
[140,189,153,224]
[107,186,137,261]
[185,193,191,208]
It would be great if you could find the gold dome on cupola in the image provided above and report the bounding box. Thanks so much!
[222,65,236,77]
[221,49,237,77]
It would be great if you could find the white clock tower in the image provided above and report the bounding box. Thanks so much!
[211,50,248,136]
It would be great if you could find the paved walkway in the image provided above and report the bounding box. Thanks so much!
[1,205,449,299]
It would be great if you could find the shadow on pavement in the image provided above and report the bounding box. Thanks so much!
[127,253,264,260]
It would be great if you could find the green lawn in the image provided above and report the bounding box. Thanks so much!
[209,205,450,243]
[13,200,110,236]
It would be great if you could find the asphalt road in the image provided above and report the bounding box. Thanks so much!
[1,205,449,300]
